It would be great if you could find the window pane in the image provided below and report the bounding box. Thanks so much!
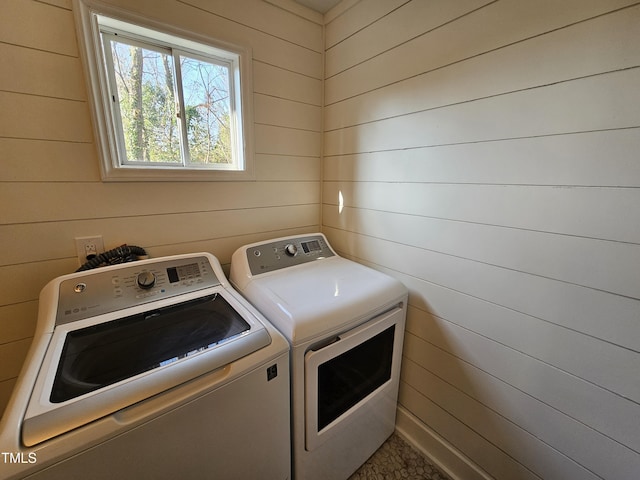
[180,55,233,166]
[108,40,181,164]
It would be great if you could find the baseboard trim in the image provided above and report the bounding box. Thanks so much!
[395,406,492,480]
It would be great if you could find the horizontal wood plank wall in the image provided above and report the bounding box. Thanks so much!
[323,0,640,479]
[0,0,322,416]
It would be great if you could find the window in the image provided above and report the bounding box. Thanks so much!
[74,1,254,181]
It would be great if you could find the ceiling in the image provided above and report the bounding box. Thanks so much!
[292,0,342,13]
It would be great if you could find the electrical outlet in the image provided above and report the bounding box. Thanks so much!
[75,236,105,266]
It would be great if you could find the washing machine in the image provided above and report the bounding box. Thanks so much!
[230,233,408,480]
[0,253,290,480]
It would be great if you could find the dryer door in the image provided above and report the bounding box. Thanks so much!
[304,305,404,451]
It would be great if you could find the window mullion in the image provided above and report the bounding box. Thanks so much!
[173,51,190,167]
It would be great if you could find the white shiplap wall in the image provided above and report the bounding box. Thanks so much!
[323,1,640,479]
[0,0,322,416]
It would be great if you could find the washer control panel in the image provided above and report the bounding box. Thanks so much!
[56,255,220,325]
[246,234,335,275]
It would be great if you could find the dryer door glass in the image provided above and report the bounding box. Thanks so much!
[50,294,249,403]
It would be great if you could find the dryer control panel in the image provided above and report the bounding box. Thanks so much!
[245,234,335,276]
[55,254,220,325]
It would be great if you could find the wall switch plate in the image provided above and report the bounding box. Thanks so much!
[75,236,104,266]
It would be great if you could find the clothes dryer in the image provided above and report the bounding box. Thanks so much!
[230,233,408,480]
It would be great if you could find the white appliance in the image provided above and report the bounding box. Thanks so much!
[230,233,408,480]
[0,253,291,480]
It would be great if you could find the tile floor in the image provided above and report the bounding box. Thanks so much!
[349,433,452,480]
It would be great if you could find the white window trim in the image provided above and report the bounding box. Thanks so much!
[73,0,255,182]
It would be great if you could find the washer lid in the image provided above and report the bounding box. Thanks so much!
[243,256,407,343]
[50,293,251,404]
[22,287,271,447]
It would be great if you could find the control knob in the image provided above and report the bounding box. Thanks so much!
[137,271,156,289]
[284,243,298,257]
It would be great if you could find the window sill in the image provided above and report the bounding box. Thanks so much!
[99,164,255,182]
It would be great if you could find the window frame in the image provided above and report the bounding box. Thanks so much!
[74,0,255,182]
